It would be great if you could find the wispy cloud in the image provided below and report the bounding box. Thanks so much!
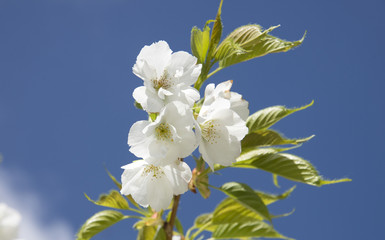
[0,167,74,240]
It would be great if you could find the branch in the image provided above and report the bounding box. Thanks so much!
[164,195,181,240]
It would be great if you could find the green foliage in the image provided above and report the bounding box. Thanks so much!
[79,1,351,239]
[213,198,264,223]
[193,0,224,90]
[137,225,166,240]
[246,101,314,132]
[76,210,127,240]
[186,187,295,240]
[106,168,122,190]
[191,25,211,64]
[256,186,296,205]
[175,217,184,235]
[134,101,144,110]
[212,221,291,239]
[191,156,211,199]
[235,149,351,186]
[241,129,314,152]
[214,24,305,69]
[84,190,129,210]
[193,213,216,232]
[215,182,271,222]
[209,0,223,54]
[137,226,157,240]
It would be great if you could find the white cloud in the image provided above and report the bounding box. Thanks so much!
[0,167,74,240]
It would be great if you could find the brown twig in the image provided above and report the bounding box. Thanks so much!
[164,195,181,240]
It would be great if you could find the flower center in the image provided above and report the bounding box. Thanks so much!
[155,123,173,141]
[201,120,220,144]
[152,71,172,90]
[142,164,164,179]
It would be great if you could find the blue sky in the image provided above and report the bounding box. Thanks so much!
[0,0,384,239]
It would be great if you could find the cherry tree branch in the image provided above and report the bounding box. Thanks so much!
[164,195,181,240]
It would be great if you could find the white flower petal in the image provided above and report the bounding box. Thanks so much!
[198,97,231,123]
[166,85,200,107]
[208,108,248,141]
[180,86,201,106]
[147,140,170,163]
[158,87,173,100]
[163,101,197,157]
[134,41,172,78]
[146,174,174,211]
[121,161,174,212]
[214,80,233,96]
[167,51,201,86]
[127,120,149,146]
[198,118,242,169]
[128,102,197,166]
[133,59,158,83]
[229,92,249,121]
[203,83,215,104]
[132,41,202,113]
[164,161,192,195]
[198,91,248,169]
[133,86,164,112]
[127,120,154,159]
[202,80,249,121]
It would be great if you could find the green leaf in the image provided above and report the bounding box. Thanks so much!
[193,213,216,232]
[192,157,211,199]
[137,226,154,240]
[153,226,167,240]
[77,210,127,240]
[213,187,295,225]
[213,198,264,223]
[214,24,263,61]
[105,168,122,190]
[212,221,291,239]
[175,217,184,235]
[255,186,296,205]
[216,182,271,222]
[237,148,278,162]
[246,101,314,132]
[84,190,129,210]
[196,175,210,199]
[194,0,224,90]
[191,25,211,64]
[209,0,223,54]
[134,101,143,110]
[273,174,280,188]
[241,129,314,151]
[235,150,351,186]
[214,24,305,68]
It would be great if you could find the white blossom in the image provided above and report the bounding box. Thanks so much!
[0,203,21,240]
[133,41,202,113]
[196,85,248,170]
[128,101,197,166]
[120,160,192,211]
[203,80,249,121]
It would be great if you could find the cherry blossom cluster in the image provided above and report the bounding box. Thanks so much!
[120,41,249,211]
